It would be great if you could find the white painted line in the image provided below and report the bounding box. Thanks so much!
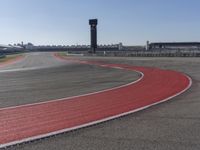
[0,67,144,148]
[0,56,192,148]
[111,66,123,70]
[0,74,192,149]
[99,65,108,67]
[0,70,143,111]
[0,67,43,73]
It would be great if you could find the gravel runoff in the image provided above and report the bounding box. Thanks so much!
[4,55,200,150]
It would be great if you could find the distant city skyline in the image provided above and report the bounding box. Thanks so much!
[0,0,200,45]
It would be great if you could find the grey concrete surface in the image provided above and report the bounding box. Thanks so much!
[0,52,69,71]
[3,54,200,150]
[0,52,139,108]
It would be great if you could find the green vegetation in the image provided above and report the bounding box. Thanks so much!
[57,52,67,57]
[0,55,6,59]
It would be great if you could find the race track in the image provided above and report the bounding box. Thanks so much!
[0,53,191,148]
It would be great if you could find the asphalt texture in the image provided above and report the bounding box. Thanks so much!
[0,52,138,108]
[2,54,200,150]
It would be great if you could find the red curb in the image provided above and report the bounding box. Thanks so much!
[0,55,25,68]
[0,54,192,148]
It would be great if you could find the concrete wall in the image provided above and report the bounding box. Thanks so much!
[68,49,200,57]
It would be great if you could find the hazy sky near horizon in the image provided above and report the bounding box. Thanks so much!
[0,0,200,45]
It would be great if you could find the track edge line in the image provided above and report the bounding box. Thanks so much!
[0,74,192,149]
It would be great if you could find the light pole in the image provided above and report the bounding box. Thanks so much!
[89,19,98,53]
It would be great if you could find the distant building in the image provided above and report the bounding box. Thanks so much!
[118,42,123,50]
[146,41,150,50]
[25,43,34,50]
[149,42,200,50]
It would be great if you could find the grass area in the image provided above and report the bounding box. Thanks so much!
[57,51,84,57]
[0,54,23,63]
[57,52,67,56]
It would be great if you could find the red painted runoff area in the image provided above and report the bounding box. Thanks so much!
[0,55,24,68]
[0,55,191,147]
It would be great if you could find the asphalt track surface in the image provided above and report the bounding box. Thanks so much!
[0,53,137,108]
[0,53,199,150]
[0,52,139,147]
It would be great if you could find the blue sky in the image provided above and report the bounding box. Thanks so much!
[0,0,200,45]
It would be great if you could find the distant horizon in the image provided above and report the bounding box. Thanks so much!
[1,0,200,45]
[3,41,200,48]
